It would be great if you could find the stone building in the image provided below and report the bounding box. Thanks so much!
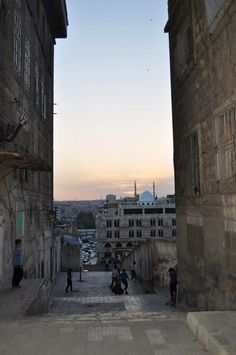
[0,0,68,285]
[96,190,176,262]
[165,0,236,309]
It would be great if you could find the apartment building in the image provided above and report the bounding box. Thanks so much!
[96,191,176,262]
[0,0,68,285]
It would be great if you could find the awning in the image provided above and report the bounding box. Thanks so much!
[63,235,81,247]
[0,150,51,171]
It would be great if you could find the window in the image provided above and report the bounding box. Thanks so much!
[174,16,194,77]
[150,218,156,226]
[114,219,120,227]
[172,219,176,226]
[14,11,22,74]
[0,1,8,36]
[158,230,163,237]
[114,231,120,239]
[216,104,236,182]
[190,131,201,194]
[151,230,156,237]
[124,209,142,215]
[129,230,134,238]
[181,129,201,196]
[144,208,163,214]
[136,230,142,238]
[34,64,39,106]
[158,218,163,226]
[172,229,176,237]
[106,220,112,228]
[24,39,31,90]
[41,79,45,116]
[129,219,134,227]
[104,242,111,248]
[136,219,141,227]
[165,208,176,214]
[106,231,112,239]
[205,0,228,27]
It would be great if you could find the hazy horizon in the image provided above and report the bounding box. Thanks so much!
[54,0,174,200]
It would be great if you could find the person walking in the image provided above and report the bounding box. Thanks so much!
[168,267,178,306]
[110,265,119,289]
[65,268,73,292]
[12,239,23,288]
[120,269,129,294]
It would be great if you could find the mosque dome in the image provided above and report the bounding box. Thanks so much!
[139,191,154,203]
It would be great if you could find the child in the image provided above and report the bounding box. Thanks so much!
[120,269,129,294]
[65,268,73,292]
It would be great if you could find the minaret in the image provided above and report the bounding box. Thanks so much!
[134,181,137,199]
[153,181,156,200]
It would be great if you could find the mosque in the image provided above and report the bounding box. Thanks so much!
[96,182,176,262]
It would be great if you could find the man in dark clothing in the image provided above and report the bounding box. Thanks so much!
[12,239,23,287]
[168,267,178,306]
[65,268,73,292]
[120,269,129,294]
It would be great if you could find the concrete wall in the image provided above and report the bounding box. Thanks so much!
[61,244,80,272]
[123,238,177,291]
[166,0,236,309]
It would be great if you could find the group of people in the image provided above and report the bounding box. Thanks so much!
[110,264,129,295]
[109,259,137,295]
[12,239,178,307]
[109,261,178,305]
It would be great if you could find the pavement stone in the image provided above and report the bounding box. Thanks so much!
[0,279,44,320]
[187,311,236,355]
[50,271,181,317]
[0,271,210,354]
[0,316,207,355]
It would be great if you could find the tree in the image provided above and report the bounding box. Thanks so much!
[77,212,95,229]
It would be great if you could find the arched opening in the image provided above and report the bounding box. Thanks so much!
[104,242,111,248]
[115,242,122,248]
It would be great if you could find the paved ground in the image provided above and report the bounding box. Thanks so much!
[0,315,207,355]
[0,271,208,355]
[0,278,44,320]
[187,311,236,354]
[2,271,236,354]
[50,271,181,317]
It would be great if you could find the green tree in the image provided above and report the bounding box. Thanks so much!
[77,212,95,229]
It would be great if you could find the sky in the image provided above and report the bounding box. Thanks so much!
[54,0,174,200]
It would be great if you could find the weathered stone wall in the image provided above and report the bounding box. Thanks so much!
[0,0,67,286]
[166,0,236,309]
[123,238,177,290]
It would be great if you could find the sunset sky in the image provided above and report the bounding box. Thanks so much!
[54,0,174,200]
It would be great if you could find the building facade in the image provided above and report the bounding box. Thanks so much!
[96,192,176,262]
[0,0,68,285]
[165,0,236,309]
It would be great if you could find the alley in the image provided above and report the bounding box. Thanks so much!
[0,271,209,355]
[50,271,177,317]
